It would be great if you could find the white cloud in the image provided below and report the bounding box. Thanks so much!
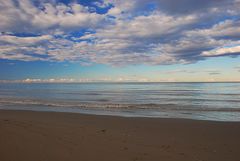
[107,7,122,16]
[97,13,197,39]
[0,35,52,46]
[0,0,239,66]
[0,77,151,83]
[0,0,104,33]
[22,78,76,83]
[202,45,240,56]
[186,20,240,39]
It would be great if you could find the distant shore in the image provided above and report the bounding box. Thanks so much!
[0,109,240,161]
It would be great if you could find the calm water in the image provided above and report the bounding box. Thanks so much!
[0,82,240,121]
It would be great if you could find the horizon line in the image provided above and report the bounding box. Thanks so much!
[0,80,240,83]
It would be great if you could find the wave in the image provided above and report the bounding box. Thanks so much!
[1,97,240,112]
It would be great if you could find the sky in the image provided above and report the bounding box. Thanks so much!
[0,0,240,82]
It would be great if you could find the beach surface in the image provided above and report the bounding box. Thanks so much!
[0,110,240,161]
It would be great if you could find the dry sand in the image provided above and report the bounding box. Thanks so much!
[0,110,240,161]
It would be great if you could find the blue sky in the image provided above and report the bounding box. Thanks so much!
[0,0,240,82]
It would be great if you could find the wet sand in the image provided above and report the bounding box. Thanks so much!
[0,110,240,161]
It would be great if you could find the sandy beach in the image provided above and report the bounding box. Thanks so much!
[0,110,240,161]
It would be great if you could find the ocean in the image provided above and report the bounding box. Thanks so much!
[0,82,240,121]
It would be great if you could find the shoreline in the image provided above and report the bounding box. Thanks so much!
[1,109,240,161]
[0,107,240,122]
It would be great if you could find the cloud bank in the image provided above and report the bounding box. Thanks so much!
[0,0,240,66]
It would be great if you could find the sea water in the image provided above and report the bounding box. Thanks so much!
[0,82,240,121]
